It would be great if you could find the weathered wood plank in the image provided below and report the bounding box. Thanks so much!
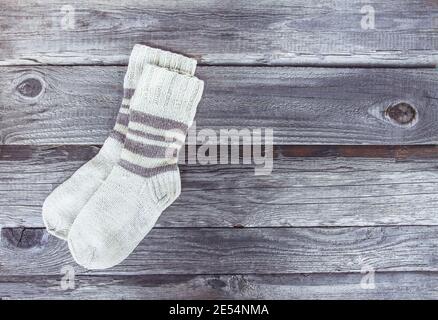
[1,0,437,66]
[1,272,437,300]
[1,66,438,145]
[0,226,437,275]
[3,145,438,228]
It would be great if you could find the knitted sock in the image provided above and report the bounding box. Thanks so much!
[68,64,204,269]
[42,45,197,240]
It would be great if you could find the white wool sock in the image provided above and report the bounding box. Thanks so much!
[42,45,197,240]
[68,64,204,269]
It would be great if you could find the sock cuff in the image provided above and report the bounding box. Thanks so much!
[130,44,197,76]
[130,64,204,127]
[124,44,197,92]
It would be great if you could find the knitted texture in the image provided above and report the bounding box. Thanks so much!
[68,65,204,269]
[42,45,197,240]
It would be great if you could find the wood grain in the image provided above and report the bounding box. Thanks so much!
[1,66,438,145]
[2,0,438,300]
[3,145,438,228]
[1,272,438,299]
[1,0,437,66]
[1,226,437,276]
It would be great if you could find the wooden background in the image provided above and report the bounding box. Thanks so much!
[1,0,438,299]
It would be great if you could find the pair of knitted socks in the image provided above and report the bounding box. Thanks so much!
[42,45,204,269]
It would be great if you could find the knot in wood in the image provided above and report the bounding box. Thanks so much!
[1,228,48,249]
[16,78,43,98]
[385,102,416,125]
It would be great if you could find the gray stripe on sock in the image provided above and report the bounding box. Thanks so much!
[128,128,182,144]
[116,113,129,127]
[119,159,178,178]
[124,88,135,99]
[124,138,178,158]
[130,110,188,132]
[110,130,126,143]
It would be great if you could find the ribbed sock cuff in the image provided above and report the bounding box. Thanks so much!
[133,44,197,76]
[125,44,197,88]
[131,64,204,127]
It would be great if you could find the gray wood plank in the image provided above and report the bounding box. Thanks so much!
[2,145,438,228]
[1,66,438,145]
[1,226,437,276]
[1,272,437,299]
[1,0,437,66]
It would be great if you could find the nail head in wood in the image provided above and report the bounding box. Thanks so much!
[385,102,417,126]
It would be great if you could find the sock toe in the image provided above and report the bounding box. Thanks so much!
[42,197,70,240]
[44,221,69,240]
[68,217,120,270]
[68,236,97,269]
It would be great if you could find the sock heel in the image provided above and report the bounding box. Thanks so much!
[147,170,181,208]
